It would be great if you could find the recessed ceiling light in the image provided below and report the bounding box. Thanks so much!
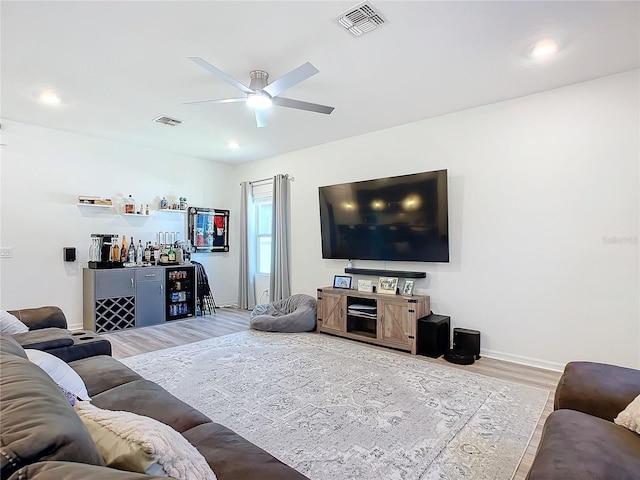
[39,91,61,105]
[531,39,559,58]
[228,141,239,149]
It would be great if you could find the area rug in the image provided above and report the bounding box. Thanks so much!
[122,331,548,480]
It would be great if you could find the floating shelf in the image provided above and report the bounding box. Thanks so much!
[344,268,426,278]
[77,203,113,208]
[122,213,150,217]
[157,209,188,213]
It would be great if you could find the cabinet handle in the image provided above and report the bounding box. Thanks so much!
[145,274,156,277]
[160,284,163,292]
[130,278,134,287]
[340,308,343,318]
[381,315,384,325]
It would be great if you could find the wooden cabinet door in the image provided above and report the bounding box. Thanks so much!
[320,291,345,333]
[378,300,413,349]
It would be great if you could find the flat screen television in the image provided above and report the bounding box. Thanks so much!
[319,169,449,262]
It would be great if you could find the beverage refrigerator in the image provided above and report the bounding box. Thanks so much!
[165,266,196,321]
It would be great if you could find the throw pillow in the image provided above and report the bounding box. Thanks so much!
[0,310,29,334]
[74,401,216,480]
[25,349,90,401]
[614,394,640,434]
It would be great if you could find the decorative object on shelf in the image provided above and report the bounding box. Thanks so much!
[357,279,373,293]
[78,196,112,206]
[124,195,135,214]
[187,207,230,252]
[333,275,352,289]
[159,196,168,209]
[403,280,414,296]
[179,197,188,210]
[377,277,398,295]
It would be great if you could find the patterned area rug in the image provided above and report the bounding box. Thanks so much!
[122,331,548,480]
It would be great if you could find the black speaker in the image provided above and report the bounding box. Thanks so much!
[417,314,450,358]
[63,247,76,262]
[453,328,481,359]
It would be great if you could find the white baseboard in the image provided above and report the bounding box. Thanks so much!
[481,348,565,372]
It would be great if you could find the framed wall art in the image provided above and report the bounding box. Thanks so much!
[188,207,230,252]
[333,275,352,289]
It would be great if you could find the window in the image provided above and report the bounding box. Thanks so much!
[255,197,272,274]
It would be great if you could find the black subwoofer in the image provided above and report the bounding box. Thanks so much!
[417,314,450,358]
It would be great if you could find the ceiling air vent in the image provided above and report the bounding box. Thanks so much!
[334,1,386,37]
[153,115,182,126]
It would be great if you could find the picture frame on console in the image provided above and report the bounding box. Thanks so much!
[357,279,373,293]
[333,275,352,289]
[378,277,398,295]
[403,280,415,296]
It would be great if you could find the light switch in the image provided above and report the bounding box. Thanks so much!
[0,248,12,258]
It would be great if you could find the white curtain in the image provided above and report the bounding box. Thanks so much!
[237,182,256,309]
[269,174,291,301]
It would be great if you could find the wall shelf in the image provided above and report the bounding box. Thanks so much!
[77,203,113,208]
[344,268,426,278]
[157,209,187,214]
[122,213,150,217]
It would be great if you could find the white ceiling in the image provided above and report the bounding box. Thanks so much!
[2,1,638,164]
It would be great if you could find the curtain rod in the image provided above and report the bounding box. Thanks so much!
[241,175,295,186]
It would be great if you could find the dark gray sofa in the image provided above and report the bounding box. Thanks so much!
[0,334,308,480]
[7,306,111,362]
[526,361,640,480]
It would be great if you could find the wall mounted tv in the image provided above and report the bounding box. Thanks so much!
[319,169,449,262]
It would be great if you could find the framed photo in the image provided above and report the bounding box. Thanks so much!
[333,275,352,289]
[377,277,398,295]
[402,280,415,296]
[357,279,373,293]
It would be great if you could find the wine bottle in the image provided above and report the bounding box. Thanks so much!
[168,243,176,262]
[129,237,135,263]
[144,242,151,262]
[136,240,143,264]
[113,238,120,263]
[120,235,128,263]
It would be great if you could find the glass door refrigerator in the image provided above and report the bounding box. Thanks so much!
[165,265,196,321]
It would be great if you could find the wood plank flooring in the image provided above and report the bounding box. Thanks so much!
[100,308,561,480]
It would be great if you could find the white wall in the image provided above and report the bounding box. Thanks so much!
[2,71,637,370]
[0,121,238,329]
[235,71,639,370]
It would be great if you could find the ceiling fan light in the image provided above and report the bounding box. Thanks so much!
[247,93,272,109]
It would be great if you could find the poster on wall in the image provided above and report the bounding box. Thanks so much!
[188,207,230,252]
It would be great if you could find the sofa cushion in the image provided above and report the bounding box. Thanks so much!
[70,355,143,396]
[25,349,90,401]
[92,379,212,433]
[182,422,309,480]
[0,310,29,334]
[0,333,28,358]
[75,401,216,479]
[7,461,174,480]
[13,327,74,350]
[8,306,67,330]
[527,409,640,480]
[0,353,104,478]
[555,361,640,421]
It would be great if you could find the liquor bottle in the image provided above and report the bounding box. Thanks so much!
[144,242,151,262]
[136,240,143,264]
[125,195,135,214]
[129,237,135,263]
[120,235,128,263]
[112,238,120,263]
[145,204,150,216]
[168,243,176,262]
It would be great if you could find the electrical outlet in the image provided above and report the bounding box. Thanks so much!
[0,247,13,258]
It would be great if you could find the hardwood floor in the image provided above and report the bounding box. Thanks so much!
[100,308,560,479]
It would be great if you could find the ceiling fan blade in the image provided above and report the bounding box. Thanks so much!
[272,96,334,115]
[188,57,254,95]
[182,97,247,105]
[263,62,319,98]
[254,109,268,128]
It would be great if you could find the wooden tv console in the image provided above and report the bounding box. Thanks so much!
[316,287,430,355]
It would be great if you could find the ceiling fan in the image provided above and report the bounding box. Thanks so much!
[184,57,334,128]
